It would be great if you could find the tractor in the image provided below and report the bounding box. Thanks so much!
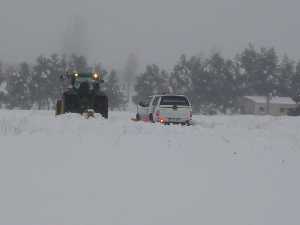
[55,72,108,118]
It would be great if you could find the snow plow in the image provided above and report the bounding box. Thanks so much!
[55,72,108,119]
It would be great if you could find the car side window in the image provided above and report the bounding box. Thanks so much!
[145,96,152,106]
[152,96,159,106]
[142,97,151,107]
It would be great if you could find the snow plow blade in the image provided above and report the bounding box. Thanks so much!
[82,109,95,119]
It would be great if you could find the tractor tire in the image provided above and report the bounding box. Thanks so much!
[101,96,108,119]
[55,100,63,115]
[103,109,108,119]
[94,95,108,119]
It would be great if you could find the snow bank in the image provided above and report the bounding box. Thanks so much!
[0,110,299,225]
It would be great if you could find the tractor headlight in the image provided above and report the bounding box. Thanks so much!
[93,73,99,80]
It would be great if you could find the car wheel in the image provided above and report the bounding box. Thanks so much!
[149,113,154,122]
[136,113,141,121]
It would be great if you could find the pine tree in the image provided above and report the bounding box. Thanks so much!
[185,53,239,114]
[104,70,126,110]
[237,44,279,96]
[291,61,300,102]
[48,54,67,102]
[189,58,207,112]
[31,55,52,109]
[169,53,240,113]
[68,54,89,72]
[277,55,294,96]
[6,63,31,109]
[0,62,3,83]
[170,55,192,95]
[132,64,169,104]
[0,62,8,107]
[170,55,204,111]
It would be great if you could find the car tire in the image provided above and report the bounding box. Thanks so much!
[136,113,141,121]
[149,113,154,123]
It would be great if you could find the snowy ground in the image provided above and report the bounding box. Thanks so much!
[0,110,299,225]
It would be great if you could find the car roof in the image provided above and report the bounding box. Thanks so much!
[150,94,186,97]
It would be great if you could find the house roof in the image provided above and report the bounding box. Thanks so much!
[244,96,296,105]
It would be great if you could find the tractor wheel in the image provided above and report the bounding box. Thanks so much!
[103,96,108,119]
[55,100,63,116]
[103,109,108,119]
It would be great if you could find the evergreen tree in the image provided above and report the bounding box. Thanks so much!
[169,53,241,113]
[170,55,203,111]
[0,46,297,113]
[68,54,89,72]
[277,55,294,96]
[31,55,52,109]
[237,44,279,96]
[94,64,126,110]
[104,70,126,110]
[291,61,300,102]
[170,55,192,95]
[0,62,3,83]
[189,58,208,112]
[6,63,31,109]
[204,53,240,113]
[0,62,8,107]
[48,54,67,102]
[235,44,259,95]
[132,64,169,104]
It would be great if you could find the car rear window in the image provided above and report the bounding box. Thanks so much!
[160,96,189,106]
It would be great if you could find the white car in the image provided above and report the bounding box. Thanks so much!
[136,95,159,121]
[136,96,152,120]
[136,95,192,125]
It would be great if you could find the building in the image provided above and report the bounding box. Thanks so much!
[239,96,297,116]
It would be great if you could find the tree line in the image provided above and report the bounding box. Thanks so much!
[0,54,126,110]
[133,44,300,114]
[0,45,300,113]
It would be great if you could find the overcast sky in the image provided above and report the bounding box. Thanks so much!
[0,0,300,71]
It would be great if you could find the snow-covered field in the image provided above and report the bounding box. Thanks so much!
[0,110,299,225]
